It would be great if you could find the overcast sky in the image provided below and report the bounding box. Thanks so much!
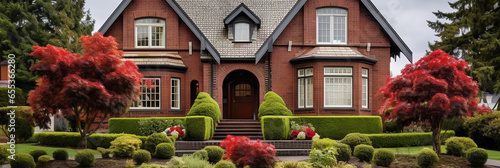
[84,0,455,75]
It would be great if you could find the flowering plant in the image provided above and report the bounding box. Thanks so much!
[165,126,185,139]
[220,135,278,167]
[290,121,319,140]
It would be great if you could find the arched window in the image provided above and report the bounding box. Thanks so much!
[316,8,347,44]
[135,18,165,48]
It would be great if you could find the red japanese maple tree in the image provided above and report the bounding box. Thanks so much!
[28,33,142,148]
[378,49,491,154]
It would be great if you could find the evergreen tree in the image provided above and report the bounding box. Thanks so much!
[428,0,500,109]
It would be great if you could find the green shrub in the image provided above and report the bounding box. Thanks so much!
[37,155,52,163]
[144,132,172,153]
[34,132,147,148]
[333,143,351,162]
[0,106,33,143]
[10,153,35,168]
[193,149,208,160]
[185,116,213,140]
[0,145,10,164]
[416,148,439,168]
[139,163,169,168]
[384,119,402,133]
[167,155,212,168]
[291,116,383,140]
[445,138,466,156]
[75,149,95,167]
[464,111,500,150]
[214,160,236,168]
[261,116,290,140]
[372,149,395,167]
[258,91,293,119]
[341,133,372,152]
[312,138,336,150]
[97,147,112,158]
[187,92,221,123]
[0,88,26,107]
[204,145,224,163]
[110,135,142,158]
[353,144,374,162]
[451,137,477,149]
[88,133,147,149]
[133,150,151,165]
[29,149,47,162]
[466,148,488,167]
[308,148,337,167]
[137,119,170,136]
[108,117,186,135]
[365,131,455,148]
[275,161,312,168]
[14,117,34,143]
[154,143,175,159]
[52,149,68,160]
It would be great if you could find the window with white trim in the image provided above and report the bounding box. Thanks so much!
[316,8,347,44]
[135,18,165,48]
[324,67,352,107]
[131,78,161,109]
[171,78,180,109]
[234,23,251,42]
[362,68,369,108]
[298,68,313,108]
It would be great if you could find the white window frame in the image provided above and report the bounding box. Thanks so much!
[324,67,352,108]
[171,78,181,110]
[234,22,251,42]
[135,18,165,48]
[131,78,161,110]
[298,68,313,108]
[316,8,348,45]
[362,68,369,109]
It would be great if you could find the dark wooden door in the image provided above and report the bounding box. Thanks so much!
[230,82,255,119]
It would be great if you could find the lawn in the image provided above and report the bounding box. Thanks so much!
[13,143,100,157]
[381,145,500,160]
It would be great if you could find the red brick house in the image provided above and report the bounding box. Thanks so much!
[99,0,412,119]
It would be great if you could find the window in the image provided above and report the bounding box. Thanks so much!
[324,67,352,107]
[131,78,161,109]
[362,69,368,108]
[234,23,250,42]
[235,83,252,97]
[135,18,165,48]
[316,8,347,44]
[298,68,313,108]
[171,78,180,109]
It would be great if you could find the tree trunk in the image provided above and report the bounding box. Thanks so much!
[81,135,88,149]
[432,123,442,155]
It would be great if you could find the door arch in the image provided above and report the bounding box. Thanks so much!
[222,70,259,120]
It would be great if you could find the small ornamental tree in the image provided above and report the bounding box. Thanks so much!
[378,49,491,154]
[258,91,293,119]
[28,33,142,148]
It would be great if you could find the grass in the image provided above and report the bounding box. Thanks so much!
[13,143,100,157]
[380,145,500,160]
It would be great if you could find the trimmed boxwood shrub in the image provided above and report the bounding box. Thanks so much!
[139,163,169,168]
[37,155,52,163]
[445,138,466,156]
[29,149,48,162]
[88,133,147,149]
[144,133,173,153]
[290,116,383,140]
[185,116,213,140]
[372,149,395,167]
[312,138,336,150]
[193,149,208,160]
[416,148,439,168]
[364,131,455,148]
[154,143,175,159]
[34,132,147,148]
[258,91,292,119]
[108,117,186,135]
[275,161,312,168]
[75,149,95,167]
[353,144,374,162]
[10,153,35,168]
[214,160,236,168]
[341,133,372,152]
[133,150,151,165]
[187,92,221,123]
[110,135,142,158]
[466,148,488,167]
[52,149,68,160]
[97,147,111,158]
[204,146,224,163]
[261,116,290,140]
[333,143,351,162]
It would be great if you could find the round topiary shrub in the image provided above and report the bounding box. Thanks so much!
[52,149,68,160]
[110,135,143,158]
[353,144,374,162]
[445,138,465,156]
[214,160,236,168]
[10,153,35,168]
[187,92,221,122]
[154,143,175,159]
[75,149,96,167]
[333,143,352,162]
[37,155,52,163]
[416,148,439,168]
[372,149,395,167]
[29,149,48,162]
[193,149,209,160]
[312,138,337,150]
[341,133,372,154]
[257,91,292,119]
[133,149,151,165]
[204,146,225,163]
[144,132,173,153]
[466,148,488,167]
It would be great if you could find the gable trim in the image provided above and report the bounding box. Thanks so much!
[224,3,261,25]
[98,0,132,33]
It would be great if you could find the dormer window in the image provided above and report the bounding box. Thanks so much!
[224,3,260,43]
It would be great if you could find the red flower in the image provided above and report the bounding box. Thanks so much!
[305,128,315,138]
[168,127,184,137]
[291,130,300,138]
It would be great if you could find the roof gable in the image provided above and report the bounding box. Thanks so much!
[224,3,261,25]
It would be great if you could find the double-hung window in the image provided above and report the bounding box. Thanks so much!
[131,78,161,109]
[135,18,165,48]
[316,8,347,44]
[298,68,313,108]
[362,69,369,108]
[171,78,180,109]
[234,23,251,42]
[324,67,352,107]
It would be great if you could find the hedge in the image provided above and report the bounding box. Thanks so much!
[261,116,290,140]
[363,131,455,148]
[184,116,213,141]
[34,132,147,148]
[108,117,186,135]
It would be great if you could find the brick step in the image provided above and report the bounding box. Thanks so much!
[212,135,263,140]
[216,124,261,128]
[175,149,311,156]
[217,122,261,126]
[214,128,262,132]
[174,140,312,150]
[213,132,262,135]
[175,140,222,150]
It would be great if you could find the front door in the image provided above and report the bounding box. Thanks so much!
[229,81,256,119]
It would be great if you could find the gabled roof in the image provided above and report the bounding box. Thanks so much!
[224,3,261,26]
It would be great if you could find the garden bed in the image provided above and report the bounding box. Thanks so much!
[35,158,171,168]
